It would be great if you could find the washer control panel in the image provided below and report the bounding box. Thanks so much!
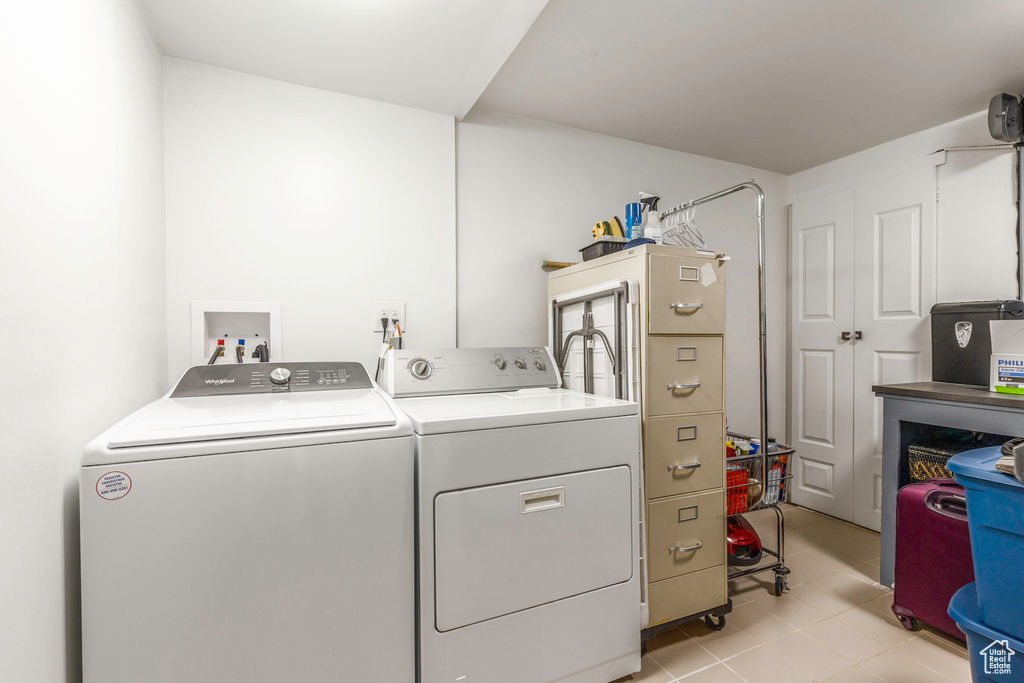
[171,362,371,398]
[386,347,560,398]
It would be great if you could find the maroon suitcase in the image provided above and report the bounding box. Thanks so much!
[891,479,974,640]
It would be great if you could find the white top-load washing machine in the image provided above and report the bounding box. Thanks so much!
[80,362,415,683]
[383,346,642,683]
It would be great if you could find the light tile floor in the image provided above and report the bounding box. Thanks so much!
[614,504,972,682]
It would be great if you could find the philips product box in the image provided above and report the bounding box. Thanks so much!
[989,319,1024,394]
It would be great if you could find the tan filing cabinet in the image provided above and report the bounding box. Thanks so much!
[548,244,727,629]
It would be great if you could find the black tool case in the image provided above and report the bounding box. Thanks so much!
[931,300,1024,386]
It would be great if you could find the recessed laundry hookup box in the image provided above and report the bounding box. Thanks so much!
[990,319,1024,394]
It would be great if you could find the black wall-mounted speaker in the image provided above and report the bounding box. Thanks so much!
[989,93,1022,142]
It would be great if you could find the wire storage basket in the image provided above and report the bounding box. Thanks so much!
[726,434,794,596]
[907,444,955,482]
[727,449,792,512]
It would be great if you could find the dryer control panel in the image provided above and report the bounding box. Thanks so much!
[171,362,372,398]
[385,347,560,398]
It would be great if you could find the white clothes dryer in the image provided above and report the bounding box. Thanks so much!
[80,362,415,683]
[383,347,642,683]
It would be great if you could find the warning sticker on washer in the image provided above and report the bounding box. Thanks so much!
[96,471,132,500]
[700,262,717,287]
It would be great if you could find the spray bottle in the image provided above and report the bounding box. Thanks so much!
[640,192,662,244]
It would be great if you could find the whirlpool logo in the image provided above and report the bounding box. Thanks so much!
[205,378,236,385]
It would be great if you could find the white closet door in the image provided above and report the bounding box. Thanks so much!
[852,168,936,531]
[790,189,856,521]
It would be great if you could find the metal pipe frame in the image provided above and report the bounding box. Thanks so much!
[1018,144,1023,302]
[617,289,629,399]
[663,180,770,508]
[929,143,1022,300]
[942,144,1016,152]
[552,286,628,400]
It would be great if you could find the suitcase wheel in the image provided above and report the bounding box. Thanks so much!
[897,615,920,631]
[704,613,726,631]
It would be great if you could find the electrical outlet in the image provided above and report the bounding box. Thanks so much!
[371,300,406,332]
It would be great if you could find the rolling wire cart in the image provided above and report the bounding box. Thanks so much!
[726,434,793,596]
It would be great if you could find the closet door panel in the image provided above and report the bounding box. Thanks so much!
[789,189,856,521]
[852,167,936,531]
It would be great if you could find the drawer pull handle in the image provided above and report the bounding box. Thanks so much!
[669,302,704,310]
[669,462,702,472]
[669,542,703,553]
[668,383,701,391]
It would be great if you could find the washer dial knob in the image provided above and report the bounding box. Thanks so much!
[495,357,507,370]
[515,358,527,369]
[270,367,291,385]
[410,359,432,380]
[534,359,547,371]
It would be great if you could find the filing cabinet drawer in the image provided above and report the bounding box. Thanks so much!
[645,337,724,416]
[648,254,726,335]
[644,413,724,499]
[647,490,725,583]
[648,564,727,627]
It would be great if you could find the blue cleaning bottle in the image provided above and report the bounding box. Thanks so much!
[625,202,643,240]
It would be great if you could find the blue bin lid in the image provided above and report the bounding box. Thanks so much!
[947,447,1024,491]
[949,583,1024,652]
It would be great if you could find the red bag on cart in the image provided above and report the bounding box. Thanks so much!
[891,479,974,640]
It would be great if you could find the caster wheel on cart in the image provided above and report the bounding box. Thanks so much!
[774,574,787,596]
[704,613,726,631]
[898,616,920,631]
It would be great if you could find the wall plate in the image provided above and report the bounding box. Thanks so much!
[190,301,282,366]
[372,301,406,333]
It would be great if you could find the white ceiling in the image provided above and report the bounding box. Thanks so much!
[476,0,1024,173]
[136,0,548,119]
[137,0,1024,173]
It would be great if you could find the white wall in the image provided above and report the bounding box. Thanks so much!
[0,1,166,681]
[456,109,790,438]
[163,59,457,381]
[790,111,1019,302]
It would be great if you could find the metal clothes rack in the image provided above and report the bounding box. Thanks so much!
[660,180,770,505]
[662,180,790,595]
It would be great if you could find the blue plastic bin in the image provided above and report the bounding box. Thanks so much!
[948,447,1024,642]
[949,583,1024,682]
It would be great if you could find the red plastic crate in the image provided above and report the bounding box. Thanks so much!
[727,465,749,514]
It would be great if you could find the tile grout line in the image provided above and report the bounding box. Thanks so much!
[875,648,962,683]
[647,654,676,682]
[669,658,726,681]
[718,658,750,683]
[895,637,972,682]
